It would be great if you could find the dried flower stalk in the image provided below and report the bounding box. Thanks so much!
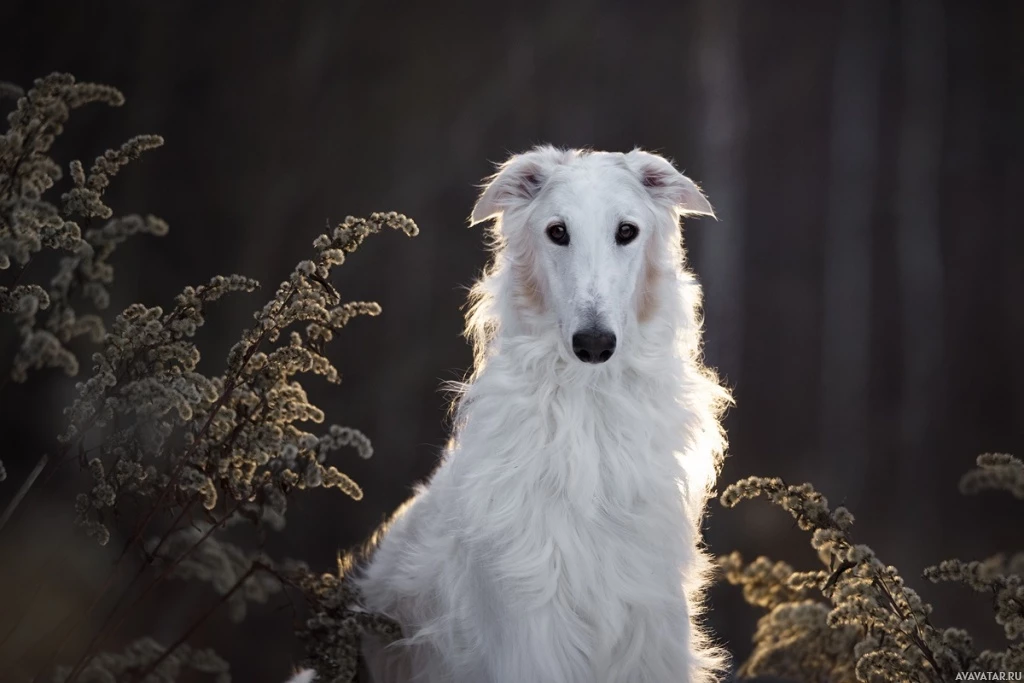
[721,454,1024,681]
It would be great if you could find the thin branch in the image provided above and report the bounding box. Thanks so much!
[58,497,201,682]
[0,453,49,533]
[63,499,241,682]
[115,287,295,563]
[127,564,257,682]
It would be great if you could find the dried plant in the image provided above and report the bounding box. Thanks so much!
[0,73,165,389]
[50,638,231,683]
[720,453,1024,682]
[0,73,416,683]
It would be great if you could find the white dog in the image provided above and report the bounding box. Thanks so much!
[354,146,730,683]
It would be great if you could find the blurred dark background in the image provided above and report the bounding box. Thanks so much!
[1,0,1021,680]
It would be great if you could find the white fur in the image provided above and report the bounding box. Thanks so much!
[353,146,730,683]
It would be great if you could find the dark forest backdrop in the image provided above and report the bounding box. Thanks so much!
[1,0,1021,681]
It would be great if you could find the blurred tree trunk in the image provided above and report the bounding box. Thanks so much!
[895,0,946,487]
[819,0,887,503]
[695,0,746,385]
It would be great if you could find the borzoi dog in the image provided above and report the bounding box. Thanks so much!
[355,146,730,683]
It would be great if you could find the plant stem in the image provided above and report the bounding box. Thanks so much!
[0,453,48,533]
[58,497,200,683]
[128,564,258,682]
[114,303,286,563]
[63,499,240,683]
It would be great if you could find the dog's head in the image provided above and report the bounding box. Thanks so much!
[469,146,713,365]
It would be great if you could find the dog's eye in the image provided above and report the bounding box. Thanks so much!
[546,223,569,246]
[615,222,639,245]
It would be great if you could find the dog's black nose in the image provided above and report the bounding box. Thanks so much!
[572,328,616,364]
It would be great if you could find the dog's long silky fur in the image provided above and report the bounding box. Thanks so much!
[353,146,731,683]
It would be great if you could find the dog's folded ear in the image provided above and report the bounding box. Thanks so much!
[470,145,569,226]
[625,149,715,218]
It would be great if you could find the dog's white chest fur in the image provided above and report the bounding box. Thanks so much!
[356,347,716,683]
